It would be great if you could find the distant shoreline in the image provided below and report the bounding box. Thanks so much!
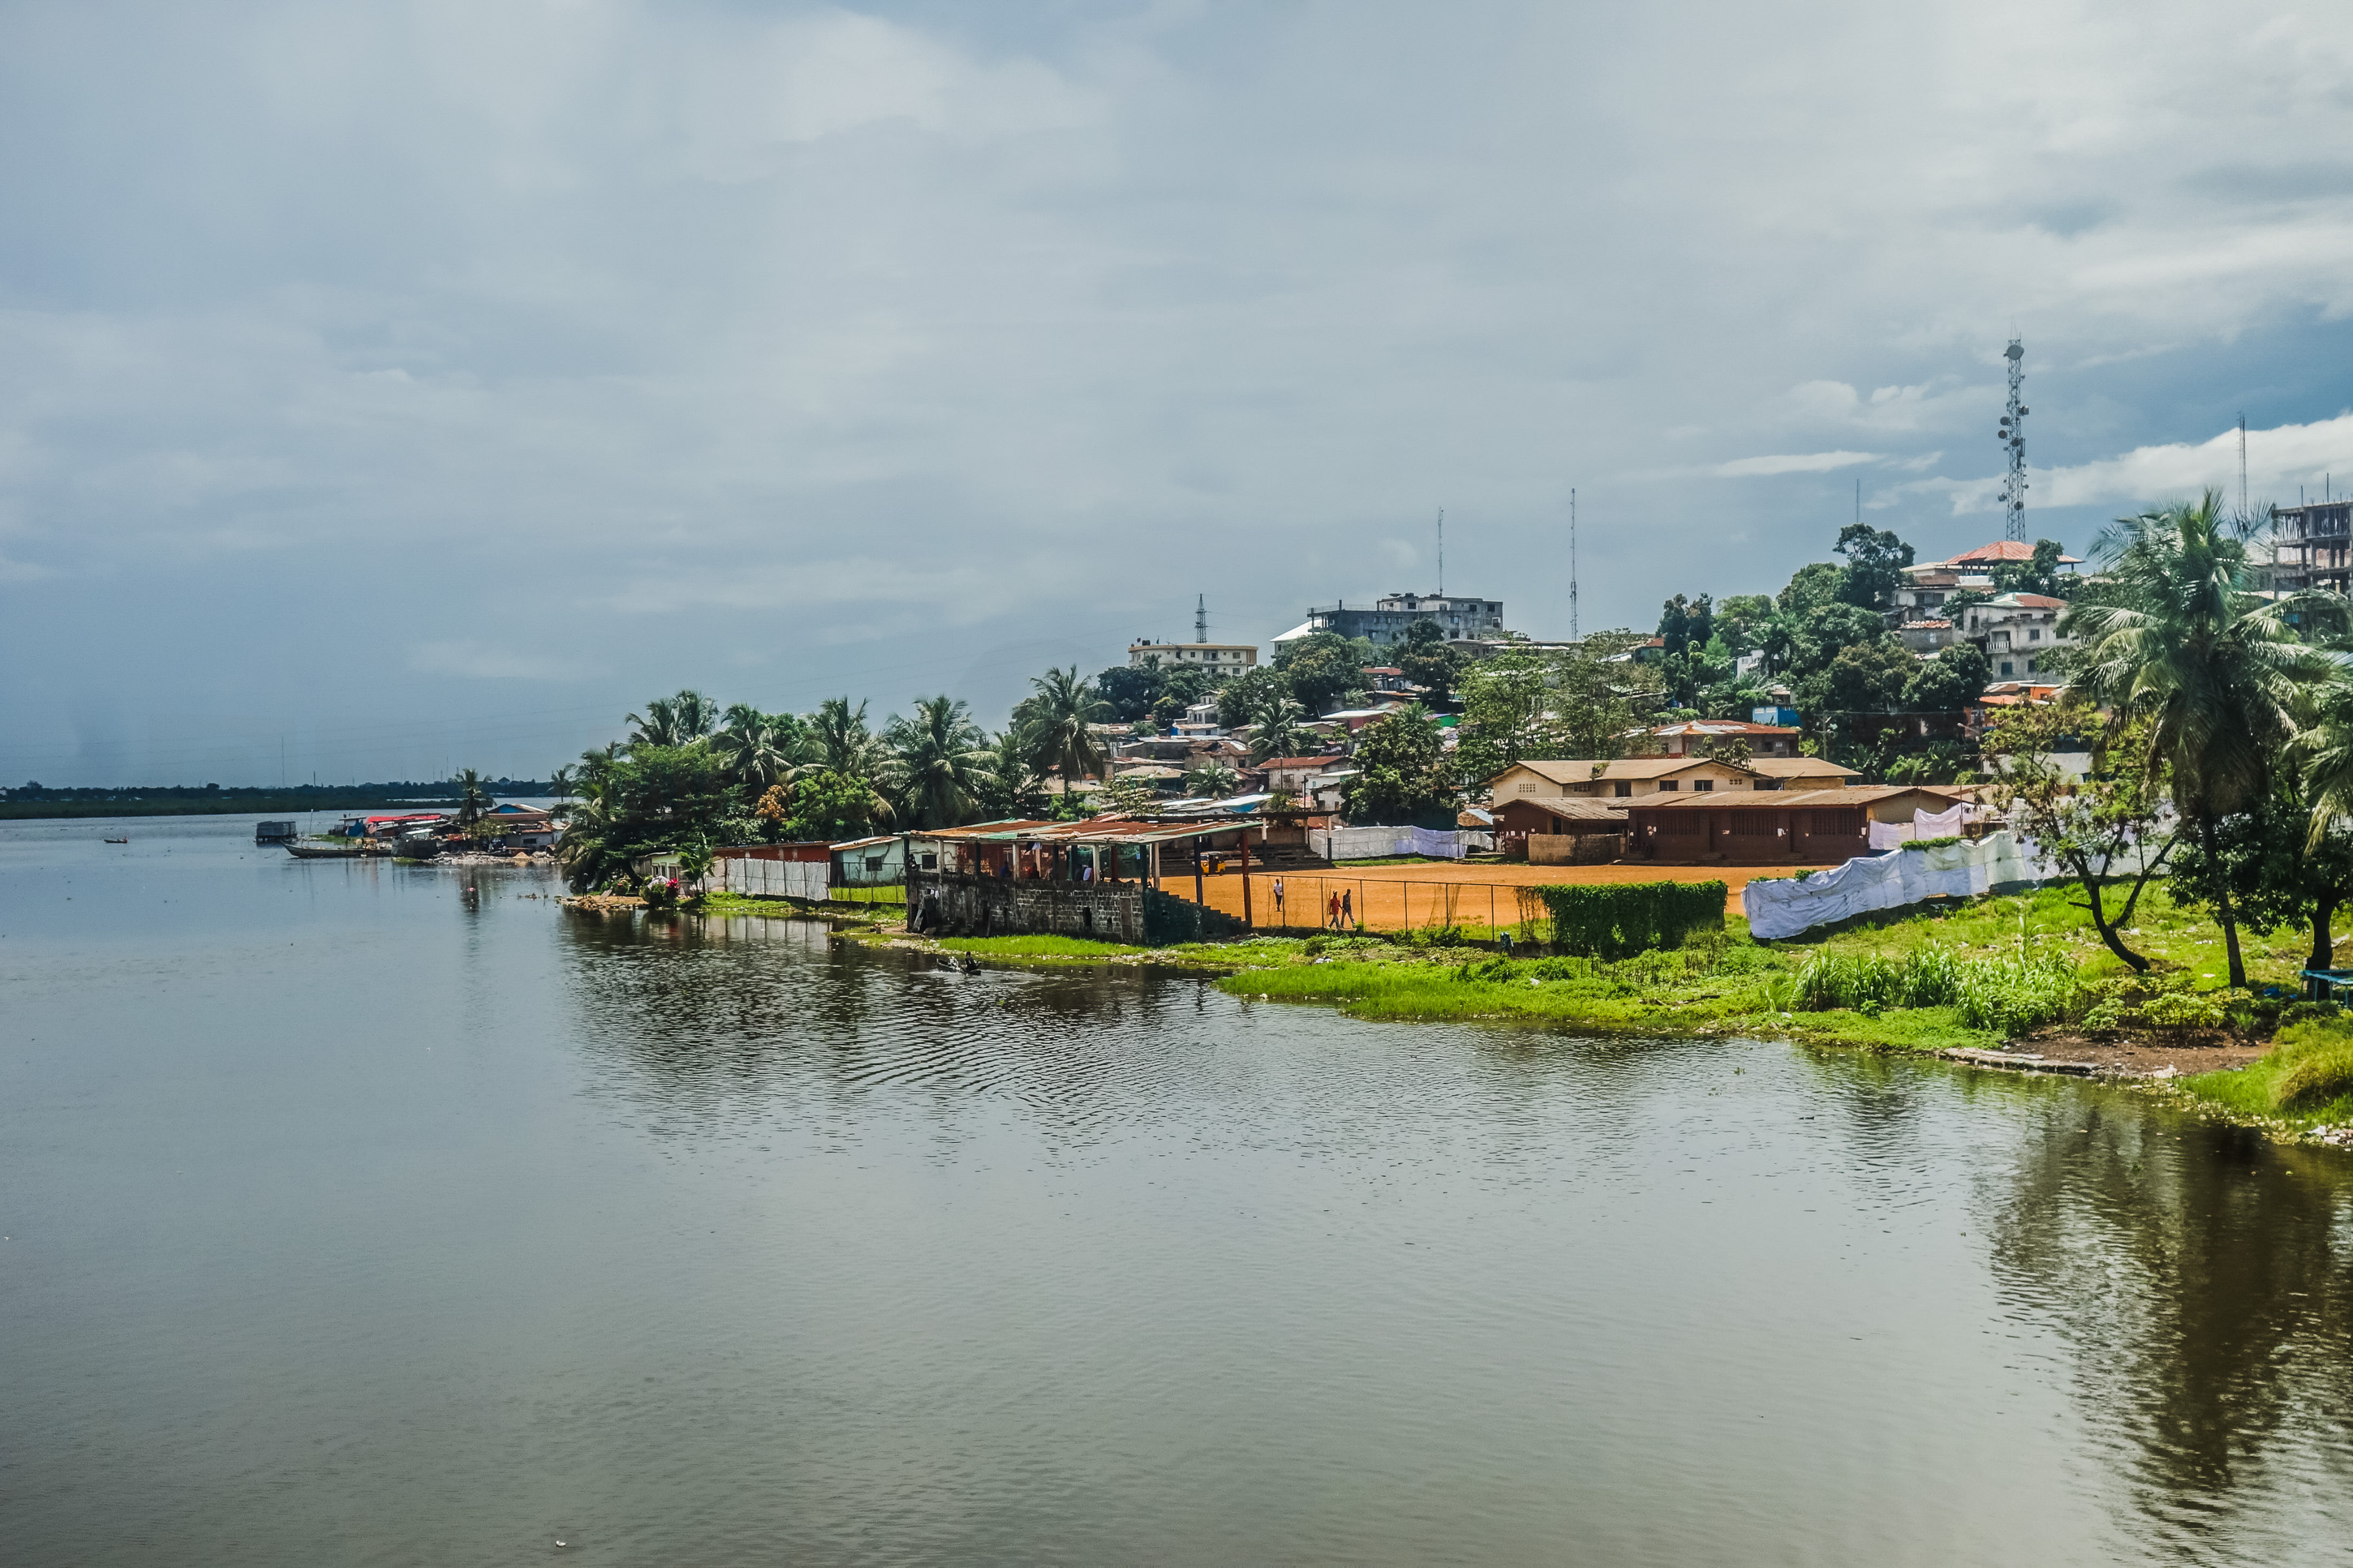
[0,797,488,822]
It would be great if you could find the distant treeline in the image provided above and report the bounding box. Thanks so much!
[0,780,550,821]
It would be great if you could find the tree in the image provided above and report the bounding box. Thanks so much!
[1797,636,1914,716]
[802,697,887,785]
[712,703,794,790]
[1990,539,2075,600]
[1216,666,1288,729]
[1396,618,1463,705]
[1985,700,2173,973]
[1274,631,1374,714]
[626,689,719,749]
[452,767,490,828]
[546,765,576,810]
[2066,492,2347,986]
[1184,760,1238,798]
[884,695,992,830]
[975,728,1050,821]
[1714,593,1777,655]
[1452,634,1663,788]
[782,769,890,842]
[2171,781,2353,978]
[1901,642,1990,712]
[1777,561,1843,617]
[1342,706,1456,824]
[556,743,738,893]
[1014,666,1112,782]
[1775,600,1887,684]
[1095,663,1163,723]
[1247,695,1316,764]
[1834,522,1916,610]
[1657,593,1714,658]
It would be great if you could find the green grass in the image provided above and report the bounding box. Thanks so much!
[2178,1016,2353,1132]
[935,934,1146,958]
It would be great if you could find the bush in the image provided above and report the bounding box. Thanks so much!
[2269,1017,2353,1110]
[1527,881,1726,959]
[1899,836,1966,852]
[1788,948,2085,1036]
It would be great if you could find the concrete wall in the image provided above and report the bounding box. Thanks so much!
[1529,832,1623,866]
[909,873,1146,943]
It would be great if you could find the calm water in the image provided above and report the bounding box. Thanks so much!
[5,817,2353,1566]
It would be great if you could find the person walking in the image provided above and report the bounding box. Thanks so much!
[1341,887,1353,929]
[1272,877,1285,921]
[1327,890,1341,930]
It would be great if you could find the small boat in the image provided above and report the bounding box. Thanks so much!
[105,837,128,844]
[285,843,366,860]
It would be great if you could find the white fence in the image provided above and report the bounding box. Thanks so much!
[713,855,830,901]
[1311,826,1478,861]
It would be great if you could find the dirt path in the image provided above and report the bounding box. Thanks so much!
[1169,859,1837,931]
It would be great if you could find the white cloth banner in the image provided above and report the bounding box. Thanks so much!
[1312,827,1469,861]
[1864,801,1981,852]
[1742,831,2047,939]
[716,856,830,900]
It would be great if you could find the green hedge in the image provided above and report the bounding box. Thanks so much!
[1526,881,1725,958]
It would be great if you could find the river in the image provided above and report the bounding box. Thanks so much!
[5,814,2352,1565]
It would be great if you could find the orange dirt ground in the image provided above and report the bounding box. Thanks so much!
[1166,858,1839,932]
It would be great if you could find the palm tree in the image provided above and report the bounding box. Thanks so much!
[1248,695,1316,764]
[884,695,993,830]
[712,703,791,790]
[626,689,718,750]
[546,764,576,810]
[978,728,1047,820]
[453,767,490,828]
[2063,491,2346,986]
[801,697,886,784]
[1185,760,1238,798]
[1015,666,1112,783]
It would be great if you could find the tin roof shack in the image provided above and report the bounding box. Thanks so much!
[831,834,905,887]
[905,816,1266,943]
[1626,785,1971,866]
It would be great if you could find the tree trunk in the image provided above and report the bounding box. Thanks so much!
[2071,852,2151,973]
[2309,890,2340,978]
[2200,814,2248,990]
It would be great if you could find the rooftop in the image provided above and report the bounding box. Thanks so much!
[1632,784,1971,812]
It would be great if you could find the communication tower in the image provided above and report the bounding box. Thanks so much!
[1195,594,1208,643]
[1569,488,1580,640]
[1998,338,2028,542]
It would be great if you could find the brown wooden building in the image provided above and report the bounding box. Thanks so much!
[1624,785,1971,866]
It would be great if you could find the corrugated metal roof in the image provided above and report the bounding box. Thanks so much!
[1630,785,1968,812]
[907,815,1254,846]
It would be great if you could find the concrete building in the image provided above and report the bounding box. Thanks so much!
[2267,500,2353,595]
[1129,640,1258,675]
[1273,592,1505,650]
[1958,592,2068,679]
[1892,539,2081,619]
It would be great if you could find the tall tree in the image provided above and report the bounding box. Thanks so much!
[2064,490,2346,986]
[1015,666,1113,782]
[712,703,793,790]
[626,689,719,750]
[452,767,490,828]
[1834,523,1916,610]
[1273,631,1374,714]
[1341,705,1456,824]
[1396,617,1465,705]
[1247,695,1317,764]
[976,728,1050,821]
[884,695,992,830]
[1656,593,1714,658]
[802,697,886,784]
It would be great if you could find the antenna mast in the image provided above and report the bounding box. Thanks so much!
[1437,508,1444,595]
[1195,594,1208,644]
[1569,488,1580,641]
[2238,412,2248,522]
[1998,337,2028,542]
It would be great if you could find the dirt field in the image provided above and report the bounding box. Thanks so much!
[1167,857,1837,932]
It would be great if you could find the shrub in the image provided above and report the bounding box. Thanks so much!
[1899,836,1966,851]
[1526,881,1726,959]
[1789,948,2085,1036]
[2269,1018,2353,1110]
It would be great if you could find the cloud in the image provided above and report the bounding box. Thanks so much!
[1893,413,2353,515]
[1714,451,1880,478]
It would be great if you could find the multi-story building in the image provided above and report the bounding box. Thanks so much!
[1891,539,2080,619]
[1274,591,1505,650]
[1127,641,1258,675]
[1956,592,2067,679]
[2268,500,2353,595]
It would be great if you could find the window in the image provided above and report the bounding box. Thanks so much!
[1999,661,2014,677]
[1660,811,1704,836]
[1809,809,1862,836]
[1655,780,1678,792]
[1693,780,1714,792]
[2028,629,2041,642]
[1731,813,1777,836]
[1614,782,1632,798]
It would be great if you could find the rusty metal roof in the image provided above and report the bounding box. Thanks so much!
[1628,785,1969,812]
[908,814,1258,847]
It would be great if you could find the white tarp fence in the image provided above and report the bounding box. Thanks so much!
[1742,831,2056,939]
[1866,801,1980,852]
[716,855,830,901]
[1312,826,1470,861]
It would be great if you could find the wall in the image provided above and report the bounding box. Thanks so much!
[909,873,1147,943]
[1529,832,1623,866]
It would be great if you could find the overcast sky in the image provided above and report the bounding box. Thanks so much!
[7,0,2353,785]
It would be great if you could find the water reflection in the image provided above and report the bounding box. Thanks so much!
[1986,1098,2353,1559]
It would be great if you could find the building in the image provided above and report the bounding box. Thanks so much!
[2268,500,2352,595]
[1485,754,1858,805]
[1129,640,1258,675]
[1487,797,1630,864]
[1892,539,2081,618]
[1273,592,1506,650]
[1897,618,1955,653]
[1625,784,1973,866]
[1956,591,2068,679]
[1645,719,1803,758]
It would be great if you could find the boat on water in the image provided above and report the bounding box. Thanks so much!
[285,844,371,860]
[104,837,128,844]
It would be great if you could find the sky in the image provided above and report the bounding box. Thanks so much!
[7,0,2353,785]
